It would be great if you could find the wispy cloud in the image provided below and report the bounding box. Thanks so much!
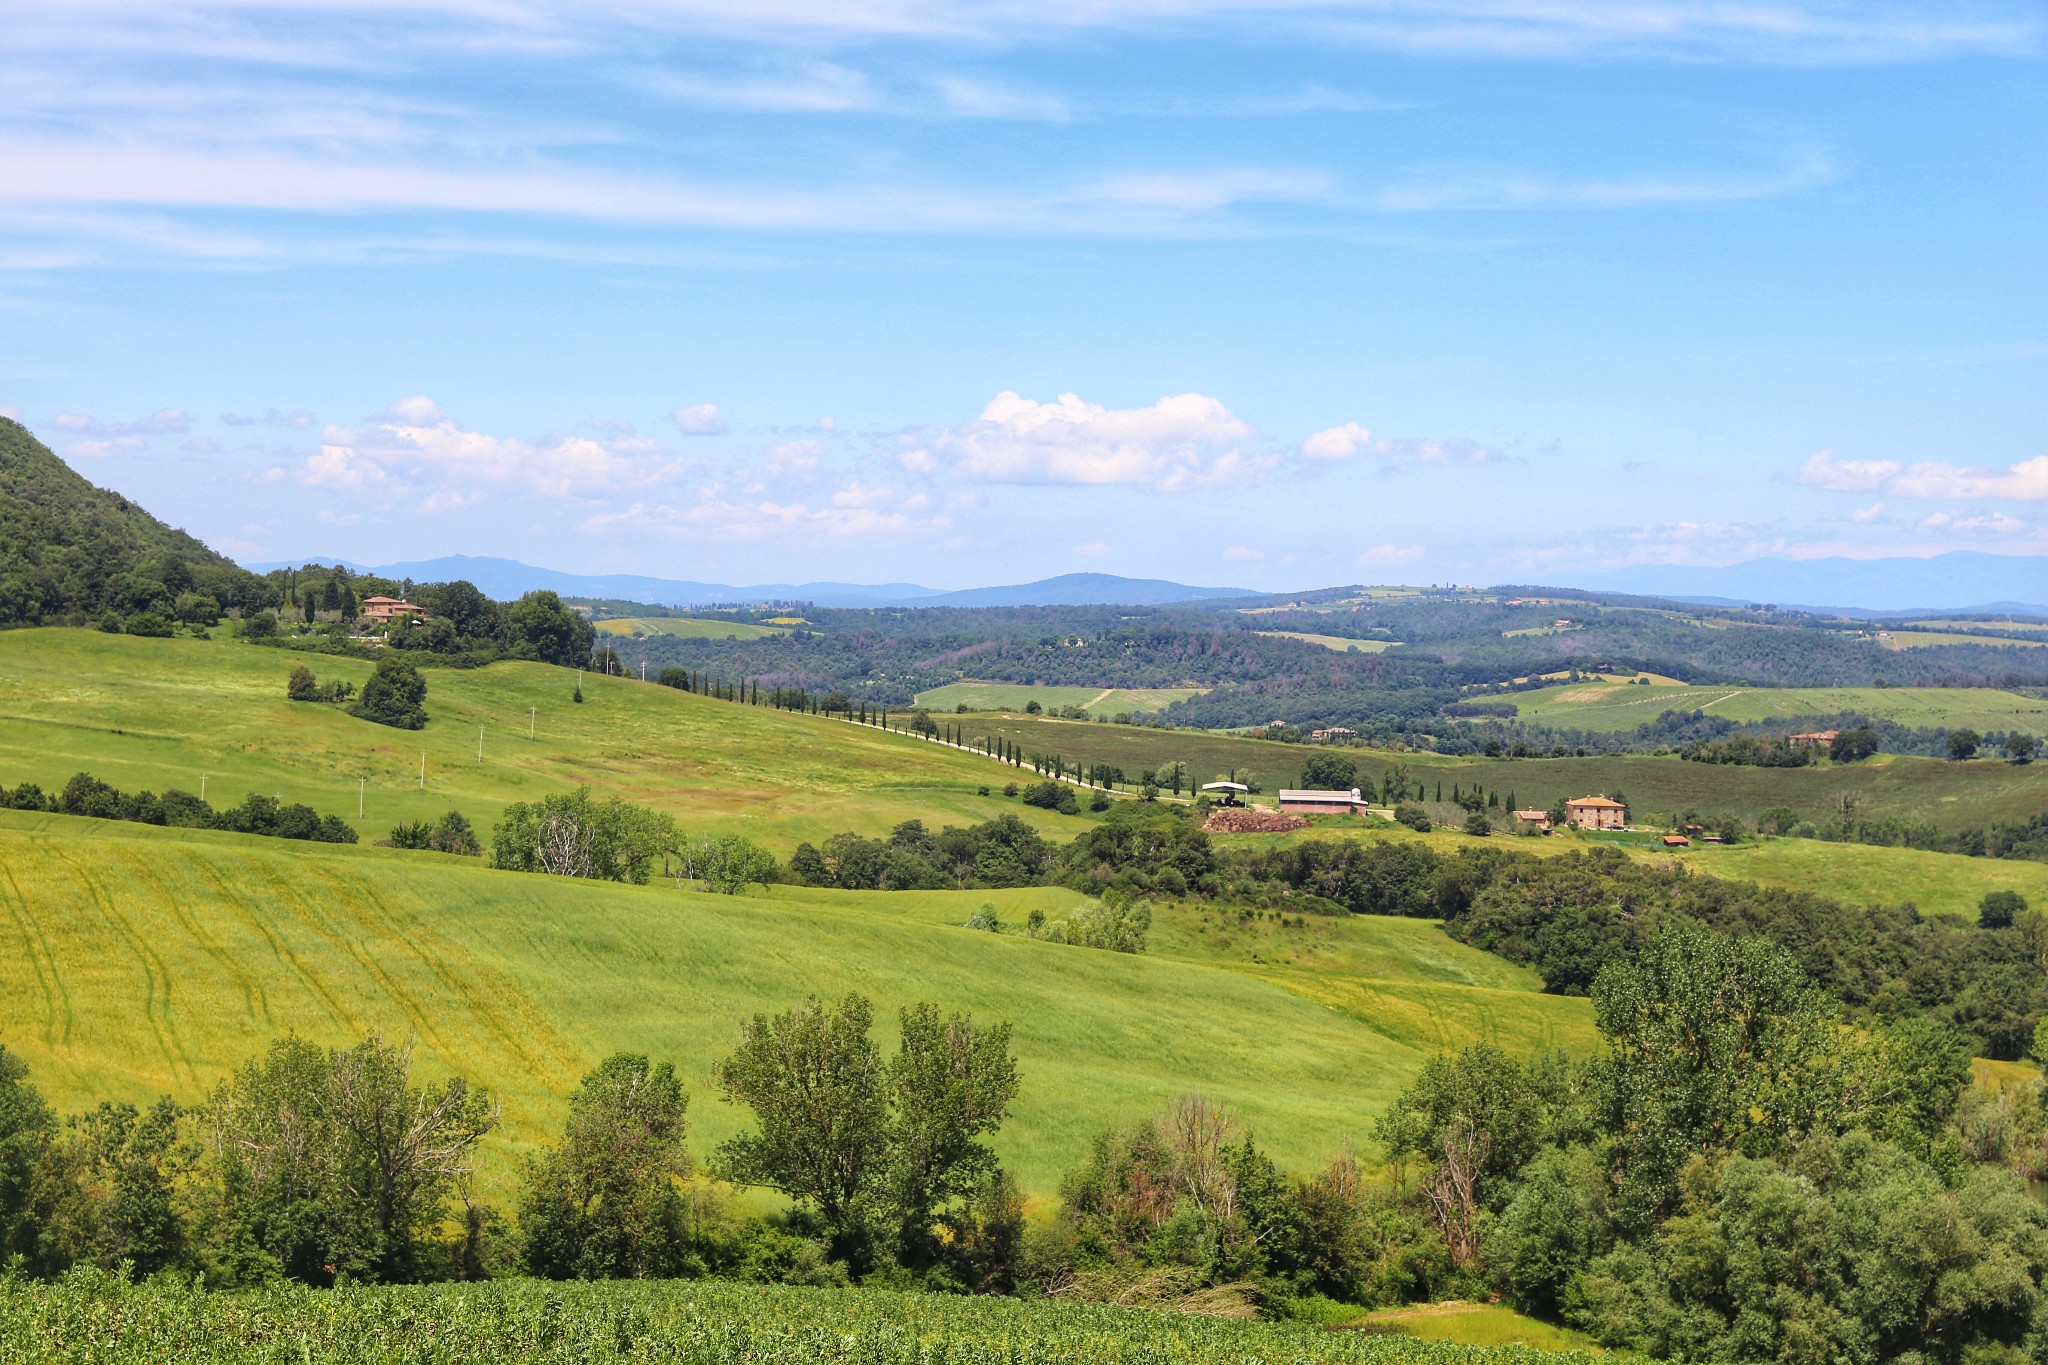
[649,62,875,112]
[53,407,190,436]
[21,2,2034,66]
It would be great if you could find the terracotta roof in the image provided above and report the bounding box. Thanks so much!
[1568,795,1625,808]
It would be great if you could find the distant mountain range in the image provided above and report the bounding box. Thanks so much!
[1544,552,2048,617]
[245,555,1263,609]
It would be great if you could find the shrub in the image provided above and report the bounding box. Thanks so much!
[123,612,175,638]
[351,656,428,730]
[287,665,320,701]
[1393,803,1432,832]
[1089,789,1112,812]
[1021,780,1079,815]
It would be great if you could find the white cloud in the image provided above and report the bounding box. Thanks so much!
[671,403,727,435]
[936,77,1068,121]
[1073,541,1109,558]
[1850,501,1885,523]
[651,62,875,113]
[1797,448,1901,491]
[65,436,146,458]
[1303,422,1370,460]
[1356,543,1424,567]
[911,390,1266,489]
[1920,510,2028,536]
[52,406,190,436]
[303,398,673,503]
[0,405,20,420]
[1222,544,1263,561]
[1799,448,2048,501]
[1891,456,2048,501]
[222,407,315,428]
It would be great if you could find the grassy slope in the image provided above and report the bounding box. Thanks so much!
[915,681,1208,717]
[594,617,786,641]
[0,810,1592,1192]
[1510,681,2048,733]
[0,628,1083,852]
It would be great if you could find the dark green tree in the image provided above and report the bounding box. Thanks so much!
[1947,727,1982,761]
[715,995,889,1265]
[350,656,428,730]
[1591,921,1834,1228]
[1298,752,1357,789]
[520,1054,692,1280]
[1979,888,2027,929]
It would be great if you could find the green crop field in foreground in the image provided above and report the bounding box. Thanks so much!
[914,680,1208,716]
[1508,681,2048,734]
[594,616,786,640]
[0,1276,1597,1364]
[0,810,1592,1192]
[0,628,1072,852]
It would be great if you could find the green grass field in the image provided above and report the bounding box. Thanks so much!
[1360,1302,1601,1352]
[1508,681,2048,734]
[0,809,1591,1192]
[1256,630,1402,653]
[0,628,1079,852]
[593,616,786,640]
[914,680,1208,717]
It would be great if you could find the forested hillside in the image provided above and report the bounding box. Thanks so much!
[0,418,266,625]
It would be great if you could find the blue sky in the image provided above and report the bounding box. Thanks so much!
[1,1,2043,591]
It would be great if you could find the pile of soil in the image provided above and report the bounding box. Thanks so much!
[1203,808,1308,834]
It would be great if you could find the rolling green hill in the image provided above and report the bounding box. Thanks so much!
[0,627,1069,851]
[1507,680,2048,734]
[0,809,1593,1192]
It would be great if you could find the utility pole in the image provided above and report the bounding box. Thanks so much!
[358,777,365,819]
[529,706,536,739]
[477,725,485,761]
[199,773,207,802]
[419,752,425,790]
[640,661,646,682]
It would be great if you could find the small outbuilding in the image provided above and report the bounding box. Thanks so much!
[1512,809,1551,830]
[1565,794,1627,829]
[1662,834,1691,847]
[1278,787,1365,815]
[1199,780,1251,807]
